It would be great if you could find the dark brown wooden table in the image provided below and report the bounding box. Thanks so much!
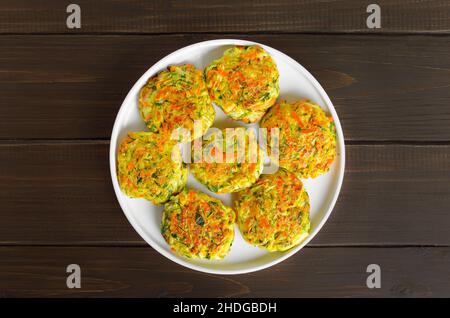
[0,0,449,297]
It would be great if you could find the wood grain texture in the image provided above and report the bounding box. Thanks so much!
[0,143,449,246]
[0,0,449,34]
[1,0,449,299]
[0,141,141,246]
[1,34,449,141]
[1,246,449,297]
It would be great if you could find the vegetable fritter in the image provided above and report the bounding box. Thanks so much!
[139,64,215,141]
[117,132,187,204]
[260,100,336,178]
[162,188,235,259]
[190,128,263,193]
[235,168,310,252]
[205,45,279,123]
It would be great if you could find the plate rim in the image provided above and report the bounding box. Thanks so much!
[109,39,346,275]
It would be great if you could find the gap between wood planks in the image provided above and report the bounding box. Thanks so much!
[0,139,449,145]
[0,242,449,247]
[1,31,450,36]
[1,31,450,37]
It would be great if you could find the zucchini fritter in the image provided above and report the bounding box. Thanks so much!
[190,128,263,193]
[139,64,215,141]
[162,188,235,259]
[205,45,279,123]
[117,132,187,204]
[235,168,310,252]
[260,100,336,178]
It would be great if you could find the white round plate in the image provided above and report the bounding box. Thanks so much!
[110,39,345,275]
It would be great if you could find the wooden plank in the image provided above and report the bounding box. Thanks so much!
[0,142,142,246]
[0,143,449,246]
[0,246,449,297]
[316,144,450,246]
[0,0,449,34]
[1,34,449,141]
